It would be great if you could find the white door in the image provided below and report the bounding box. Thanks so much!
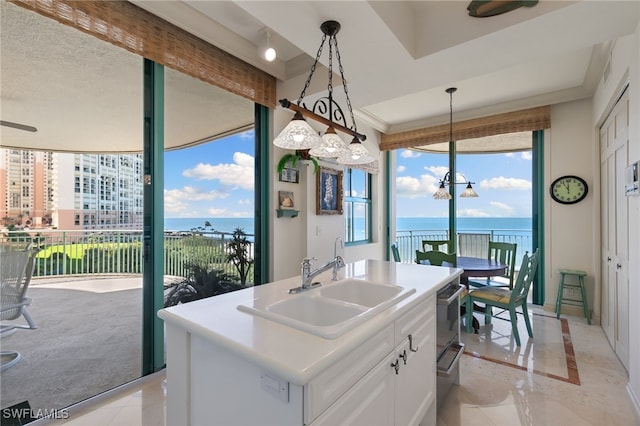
[599,88,630,370]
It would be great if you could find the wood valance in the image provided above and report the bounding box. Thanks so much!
[9,0,277,108]
[380,105,550,151]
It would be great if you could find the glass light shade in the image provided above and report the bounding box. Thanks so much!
[460,183,479,198]
[433,182,452,200]
[309,127,347,158]
[337,137,375,165]
[273,112,322,149]
[264,47,276,62]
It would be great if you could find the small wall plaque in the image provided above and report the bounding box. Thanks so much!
[278,168,299,184]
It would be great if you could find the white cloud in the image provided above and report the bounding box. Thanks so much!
[479,176,531,191]
[207,208,227,216]
[490,201,515,215]
[457,209,490,217]
[164,186,229,216]
[237,130,255,140]
[396,174,439,199]
[238,199,252,205]
[397,165,406,173]
[505,151,532,160]
[425,165,449,179]
[400,149,421,158]
[182,152,254,190]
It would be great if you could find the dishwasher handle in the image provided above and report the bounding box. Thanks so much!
[437,284,465,305]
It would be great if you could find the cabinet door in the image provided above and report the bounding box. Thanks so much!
[395,315,435,426]
[310,352,396,426]
[599,90,629,370]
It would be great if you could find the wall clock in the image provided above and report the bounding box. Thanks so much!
[550,175,588,204]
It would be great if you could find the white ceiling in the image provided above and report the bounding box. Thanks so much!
[1,1,638,153]
[132,0,639,133]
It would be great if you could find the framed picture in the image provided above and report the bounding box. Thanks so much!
[278,191,295,209]
[316,167,343,215]
[278,168,299,184]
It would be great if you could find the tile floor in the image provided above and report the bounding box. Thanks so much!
[43,306,638,426]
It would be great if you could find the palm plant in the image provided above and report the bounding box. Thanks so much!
[277,149,319,174]
[226,227,254,285]
[164,262,243,307]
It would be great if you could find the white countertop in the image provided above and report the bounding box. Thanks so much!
[158,259,462,385]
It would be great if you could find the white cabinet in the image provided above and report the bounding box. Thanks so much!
[394,298,436,426]
[310,295,436,426]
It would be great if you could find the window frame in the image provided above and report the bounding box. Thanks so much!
[343,167,372,245]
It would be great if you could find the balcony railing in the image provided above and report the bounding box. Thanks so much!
[0,229,254,283]
[395,229,532,264]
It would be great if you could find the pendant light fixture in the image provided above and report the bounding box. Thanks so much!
[274,20,372,164]
[433,87,479,199]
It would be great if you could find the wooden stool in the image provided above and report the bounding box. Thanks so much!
[555,269,591,324]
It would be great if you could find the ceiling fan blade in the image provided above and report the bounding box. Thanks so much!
[0,120,38,132]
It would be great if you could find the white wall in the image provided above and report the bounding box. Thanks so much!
[544,99,598,316]
[270,108,386,282]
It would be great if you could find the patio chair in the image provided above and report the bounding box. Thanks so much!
[391,243,401,262]
[458,233,490,258]
[464,249,539,346]
[1,246,38,371]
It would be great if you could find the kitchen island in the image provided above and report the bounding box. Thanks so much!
[158,259,462,425]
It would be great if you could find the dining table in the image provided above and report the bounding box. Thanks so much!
[456,256,508,333]
[456,256,508,287]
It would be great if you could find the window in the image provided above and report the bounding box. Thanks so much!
[343,168,371,244]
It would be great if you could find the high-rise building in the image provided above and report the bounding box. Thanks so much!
[0,148,54,228]
[0,149,143,230]
[54,153,144,230]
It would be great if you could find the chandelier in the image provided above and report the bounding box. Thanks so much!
[433,87,479,200]
[273,20,374,165]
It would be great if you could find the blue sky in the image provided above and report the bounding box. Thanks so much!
[395,149,532,218]
[164,131,532,219]
[164,131,255,218]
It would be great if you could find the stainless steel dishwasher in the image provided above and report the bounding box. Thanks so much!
[435,281,465,410]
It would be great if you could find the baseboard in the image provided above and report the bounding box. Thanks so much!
[542,302,599,324]
[627,383,640,421]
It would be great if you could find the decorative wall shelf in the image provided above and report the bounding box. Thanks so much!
[276,209,299,218]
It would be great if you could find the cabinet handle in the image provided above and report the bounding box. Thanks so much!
[408,334,419,352]
[616,263,622,269]
[399,349,407,365]
[607,257,612,262]
[390,359,400,375]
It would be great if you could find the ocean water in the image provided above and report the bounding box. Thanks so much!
[165,217,255,235]
[397,217,531,233]
[165,216,532,235]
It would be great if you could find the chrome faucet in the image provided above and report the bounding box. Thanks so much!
[289,255,346,294]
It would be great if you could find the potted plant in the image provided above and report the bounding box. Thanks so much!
[277,149,319,174]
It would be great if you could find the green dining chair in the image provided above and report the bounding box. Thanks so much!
[468,241,517,289]
[421,239,450,253]
[391,243,401,262]
[464,249,539,346]
[415,250,457,267]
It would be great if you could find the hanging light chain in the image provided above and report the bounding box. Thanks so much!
[334,35,357,135]
[297,32,328,105]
